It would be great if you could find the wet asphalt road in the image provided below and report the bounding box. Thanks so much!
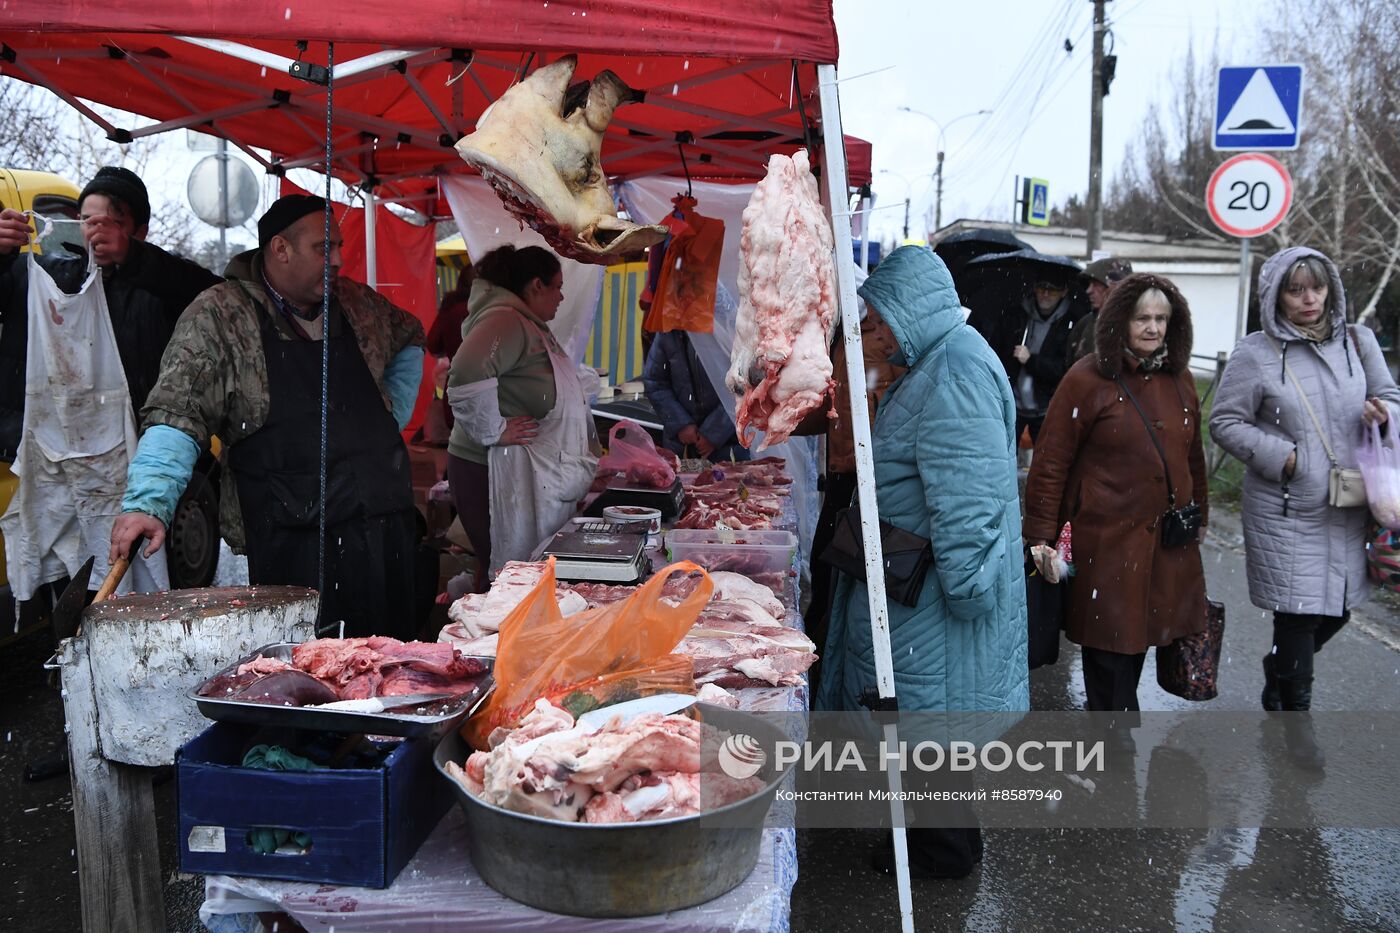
[2,507,1398,932]
[790,509,1400,932]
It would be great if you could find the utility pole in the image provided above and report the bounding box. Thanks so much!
[934,150,946,232]
[897,107,991,236]
[1087,0,1108,258]
[902,197,910,240]
[217,137,229,272]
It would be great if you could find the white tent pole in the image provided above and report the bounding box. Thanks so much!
[365,190,379,292]
[816,63,915,933]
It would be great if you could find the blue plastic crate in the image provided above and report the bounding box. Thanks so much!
[177,721,451,888]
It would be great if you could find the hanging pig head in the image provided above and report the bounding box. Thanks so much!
[456,55,667,264]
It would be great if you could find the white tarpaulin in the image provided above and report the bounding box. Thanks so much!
[618,178,822,567]
[440,177,605,362]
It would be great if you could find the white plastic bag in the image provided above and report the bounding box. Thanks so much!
[1358,420,1400,530]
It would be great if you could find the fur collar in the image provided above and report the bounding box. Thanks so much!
[1094,273,1194,379]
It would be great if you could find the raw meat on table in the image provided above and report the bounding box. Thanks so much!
[228,670,339,707]
[695,683,740,709]
[200,637,491,707]
[447,561,589,638]
[446,698,764,823]
[726,152,838,449]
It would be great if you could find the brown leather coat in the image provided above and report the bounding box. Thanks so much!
[1024,274,1209,654]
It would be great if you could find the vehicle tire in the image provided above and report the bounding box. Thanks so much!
[167,469,220,589]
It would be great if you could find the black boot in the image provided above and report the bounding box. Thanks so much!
[1278,678,1325,773]
[1261,655,1282,712]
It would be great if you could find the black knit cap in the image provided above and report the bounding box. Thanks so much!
[79,166,150,229]
[258,194,328,248]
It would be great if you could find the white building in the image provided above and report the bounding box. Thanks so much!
[933,220,1243,373]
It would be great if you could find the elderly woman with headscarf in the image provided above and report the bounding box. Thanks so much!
[1024,274,1209,716]
[1209,247,1399,771]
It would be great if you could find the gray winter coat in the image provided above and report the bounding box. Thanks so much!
[1209,247,1400,617]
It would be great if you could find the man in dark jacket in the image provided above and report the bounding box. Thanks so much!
[971,276,1089,443]
[641,330,747,461]
[0,166,221,462]
[1070,256,1134,363]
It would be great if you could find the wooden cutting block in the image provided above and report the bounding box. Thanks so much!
[62,585,319,767]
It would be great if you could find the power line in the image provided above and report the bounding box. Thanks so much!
[971,4,1087,217]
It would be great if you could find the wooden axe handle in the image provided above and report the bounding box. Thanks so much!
[92,538,143,604]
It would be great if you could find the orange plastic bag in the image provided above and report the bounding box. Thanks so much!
[642,196,724,334]
[464,559,713,748]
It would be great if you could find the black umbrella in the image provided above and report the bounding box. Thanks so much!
[959,249,1089,368]
[961,247,1082,284]
[933,228,1032,280]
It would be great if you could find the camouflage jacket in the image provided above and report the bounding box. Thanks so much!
[142,249,424,548]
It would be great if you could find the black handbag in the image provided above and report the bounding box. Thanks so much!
[818,502,933,607]
[1025,557,1063,670]
[1113,375,1203,550]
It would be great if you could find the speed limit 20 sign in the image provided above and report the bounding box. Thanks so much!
[1206,152,1293,237]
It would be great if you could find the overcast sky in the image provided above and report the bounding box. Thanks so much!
[832,0,1255,243]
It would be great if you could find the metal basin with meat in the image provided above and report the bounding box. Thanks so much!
[433,703,795,917]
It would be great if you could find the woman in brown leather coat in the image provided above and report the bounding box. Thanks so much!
[1024,274,1209,712]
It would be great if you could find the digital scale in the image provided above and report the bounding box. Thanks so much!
[584,477,686,520]
[542,523,649,583]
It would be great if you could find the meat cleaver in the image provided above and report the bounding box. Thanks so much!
[50,537,144,643]
[50,556,95,644]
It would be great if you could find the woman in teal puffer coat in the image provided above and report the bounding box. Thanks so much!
[815,246,1029,879]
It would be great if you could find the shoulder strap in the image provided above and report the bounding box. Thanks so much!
[1264,335,1340,468]
[1112,374,1176,508]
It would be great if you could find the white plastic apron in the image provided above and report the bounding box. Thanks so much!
[0,245,168,600]
[486,320,599,573]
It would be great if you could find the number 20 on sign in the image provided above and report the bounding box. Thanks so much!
[1206,152,1293,238]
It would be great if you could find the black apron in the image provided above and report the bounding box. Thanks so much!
[229,304,417,639]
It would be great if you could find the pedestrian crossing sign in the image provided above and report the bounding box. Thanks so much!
[1022,177,1050,227]
[1214,65,1303,150]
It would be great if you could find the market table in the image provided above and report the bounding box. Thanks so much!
[199,473,810,932]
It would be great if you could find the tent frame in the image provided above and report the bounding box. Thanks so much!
[4,25,914,933]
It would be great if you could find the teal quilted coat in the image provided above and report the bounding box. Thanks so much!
[814,247,1029,719]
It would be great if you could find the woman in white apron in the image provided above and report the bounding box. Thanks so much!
[445,245,599,587]
[0,215,167,602]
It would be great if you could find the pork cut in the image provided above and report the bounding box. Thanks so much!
[445,698,763,823]
[455,55,667,264]
[726,151,838,449]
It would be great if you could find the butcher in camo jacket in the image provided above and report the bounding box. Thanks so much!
[110,195,425,638]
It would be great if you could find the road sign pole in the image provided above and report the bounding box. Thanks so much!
[1235,237,1252,346]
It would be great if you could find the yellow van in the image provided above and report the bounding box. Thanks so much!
[0,169,84,255]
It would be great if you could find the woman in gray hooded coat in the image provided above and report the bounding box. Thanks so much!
[1209,247,1399,769]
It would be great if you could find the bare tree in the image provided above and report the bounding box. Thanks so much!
[1061,4,1400,337]
[0,81,67,170]
[0,80,204,255]
[1259,0,1400,326]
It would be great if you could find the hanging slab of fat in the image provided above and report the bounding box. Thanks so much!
[726,150,838,450]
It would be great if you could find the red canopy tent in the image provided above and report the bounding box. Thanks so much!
[0,5,915,930]
[0,2,868,205]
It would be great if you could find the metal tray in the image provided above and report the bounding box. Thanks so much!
[189,642,494,737]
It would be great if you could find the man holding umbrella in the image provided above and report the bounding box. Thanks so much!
[966,250,1088,444]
